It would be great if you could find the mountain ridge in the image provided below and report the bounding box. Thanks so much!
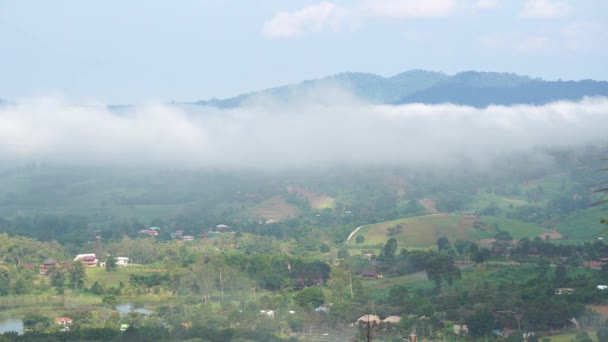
[194,70,608,108]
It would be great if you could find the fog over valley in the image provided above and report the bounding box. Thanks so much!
[1,92,606,169]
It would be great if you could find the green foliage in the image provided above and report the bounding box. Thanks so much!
[467,308,494,337]
[105,256,117,272]
[383,238,398,258]
[294,286,324,308]
[356,235,365,244]
[68,261,87,290]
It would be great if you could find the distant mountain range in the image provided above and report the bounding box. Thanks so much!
[194,70,608,108]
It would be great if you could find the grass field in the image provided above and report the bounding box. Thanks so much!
[85,267,164,288]
[350,214,544,249]
[251,196,299,221]
[545,331,598,342]
[552,206,608,241]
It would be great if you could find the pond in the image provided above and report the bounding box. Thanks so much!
[0,318,23,335]
[115,303,153,316]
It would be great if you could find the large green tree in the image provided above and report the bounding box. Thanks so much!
[69,261,86,290]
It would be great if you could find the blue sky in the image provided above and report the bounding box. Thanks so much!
[0,0,606,103]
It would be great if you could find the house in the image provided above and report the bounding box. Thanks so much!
[582,261,605,269]
[139,229,159,237]
[555,287,575,295]
[216,224,230,232]
[74,254,98,267]
[171,230,184,239]
[453,324,468,335]
[182,235,195,241]
[361,269,382,279]
[39,259,60,275]
[116,257,129,267]
[54,317,73,325]
[54,317,72,332]
[260,310,275,318]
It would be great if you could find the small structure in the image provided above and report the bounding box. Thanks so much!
[74,254,98,267]
[139,229,159,237]
[361,269,382,279]
[120,323,129,332]
[39,259,60,275]
[555,288,575,295]
[597,285,608,290]
[116,257,129,267]
[453,324,468,335]
[383,316,402,324]
[356,315,381,325]
[582,261,605,269]
[260,310,275,318]
[182,235,195,241]
[54,317,73,325]
[216,224,230,232]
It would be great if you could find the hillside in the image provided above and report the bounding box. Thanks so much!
[193,70,608,108]
[349,214,545,249]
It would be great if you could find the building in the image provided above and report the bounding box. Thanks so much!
[116,257,129,266]
[39,259,60,275]
[555,287,575,295]
[73,254,98,267]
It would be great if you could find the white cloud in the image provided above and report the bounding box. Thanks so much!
[360,0,456,19]
[517,35,548,52]
[261,0,457,38]
[479,33,549,54]
[475,0,500,10]
[520,0,570,19]
[1,93,607,169]
[261,2,346,38]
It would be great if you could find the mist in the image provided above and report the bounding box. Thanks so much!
[0,91,607,169]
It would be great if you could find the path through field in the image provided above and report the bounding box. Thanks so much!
[345,213,447,244]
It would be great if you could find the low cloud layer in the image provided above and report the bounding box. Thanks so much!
[0,92,607,169]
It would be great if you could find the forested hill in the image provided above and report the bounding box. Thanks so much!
[194,70,608,108]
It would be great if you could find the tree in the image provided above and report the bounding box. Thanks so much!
[356,236,365,244]
[597,327,608,342]
[69,261,86,290]
[383,238,398,259]
[425,254,461,291]
[106,256,117,272]
[554,264,567,286]
[437,236,451,252]
[294,286,324,308]
[467,308,494,337]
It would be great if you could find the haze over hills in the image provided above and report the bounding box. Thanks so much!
[194,70,608,108]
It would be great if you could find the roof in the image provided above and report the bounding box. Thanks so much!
[383,316,402,323]
[357,315,381,324]
[42,259,58,265]
[74,254,96,262]
[54,317,73,324]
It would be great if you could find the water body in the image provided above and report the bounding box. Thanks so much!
[115,303,152,316]
[0,318,23,335]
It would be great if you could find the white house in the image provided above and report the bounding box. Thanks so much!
[116,257,130,266]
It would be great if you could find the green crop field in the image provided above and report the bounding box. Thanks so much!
[552,206,608,241]
[350,214,545,249]
[85,267,164,288]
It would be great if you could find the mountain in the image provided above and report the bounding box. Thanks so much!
[194,70,448,108]
[397,71,608,107]
[194,70,608,108]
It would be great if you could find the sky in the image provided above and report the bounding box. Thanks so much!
[0,0,607,104]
